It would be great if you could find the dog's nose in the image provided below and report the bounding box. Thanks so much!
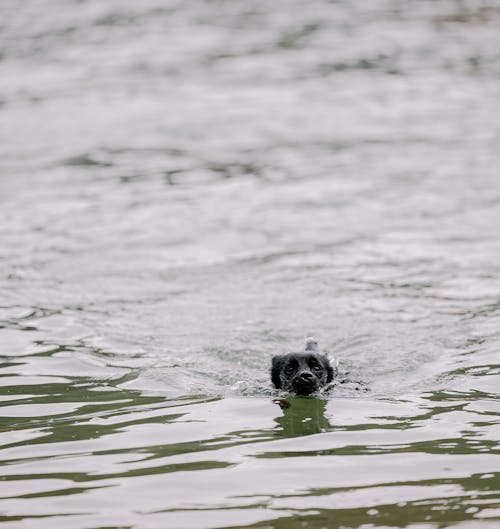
[298,371,314,381]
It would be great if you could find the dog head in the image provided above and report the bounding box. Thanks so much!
[271,351,334,396]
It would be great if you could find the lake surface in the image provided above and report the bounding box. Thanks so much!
[1,1,500,528]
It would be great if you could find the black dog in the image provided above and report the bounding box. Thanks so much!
[271,338,336,396]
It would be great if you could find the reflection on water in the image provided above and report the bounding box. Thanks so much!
[274,397,331,437]
[2,0,500,528]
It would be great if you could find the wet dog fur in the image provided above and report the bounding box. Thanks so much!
[271,345,334,396]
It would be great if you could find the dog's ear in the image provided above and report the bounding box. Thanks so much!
[271,355,285,388]
[322,355,334,383]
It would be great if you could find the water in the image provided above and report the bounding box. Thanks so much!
[1,1,500,527]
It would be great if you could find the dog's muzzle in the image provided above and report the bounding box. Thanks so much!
[292,371,318,396]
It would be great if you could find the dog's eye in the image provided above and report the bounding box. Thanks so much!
[311,362,322,371]
[284,365,294,375]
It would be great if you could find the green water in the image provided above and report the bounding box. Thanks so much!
[1,363,499,528]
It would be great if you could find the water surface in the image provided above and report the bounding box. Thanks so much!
[1,1,500,528]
